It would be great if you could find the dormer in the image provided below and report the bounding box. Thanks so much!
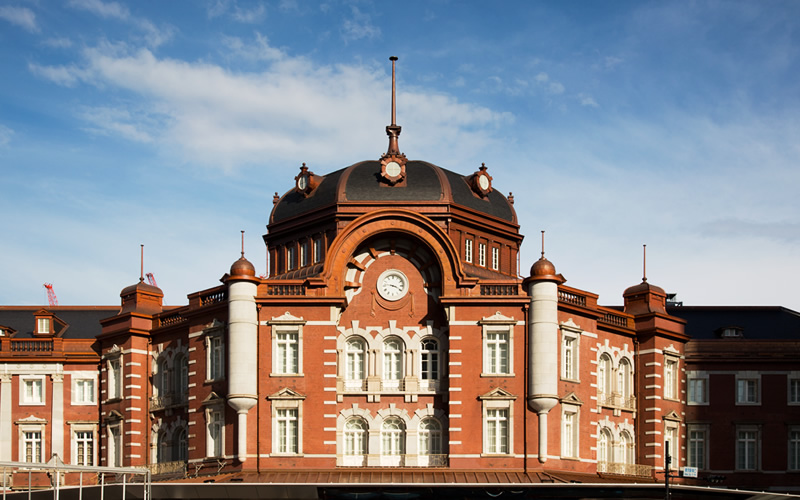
[0,325,17,337]
[716,326,744,339]
[32,309,67,337]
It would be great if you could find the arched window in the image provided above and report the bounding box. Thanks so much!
[381,417,405,466]
[419,418,442,466]
[383,338,403,389]
[174,354,188,400]
[157,358,170,397]
[618,430,634,465]
[420,338,439,388]
[344,418,367,466]
[345,338,366,389]
[157,431,169,463]
[617,358,633,407]
[598,428,613,465]
[176,428,187,463]
[598,354,613,404]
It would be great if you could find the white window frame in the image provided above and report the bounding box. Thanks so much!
[344,337,366,390]
[788,375,800,405]
[18,420,46,463]
[789,426,800,471]
[382,337,403,389]
[71,373,97,405]
[687,372,709,405]
[107,421,122,467]
[491,247,500,271]
[313,237,323,264]
[617,357,633,406]
[205,405,224,458]
[561,405,579,458]
[618,430,634,465]
[687,424,708,470]
[20,375,45,406]
[380,417,406,466]
[735,374,760,405]
[419,337,440,391]
[478,242,487,267]
[480,392,515,456]
[561,325,581,381]
[343,418,368,466]
[300,240,309,268]
[37,318,50,334]
[664,423,679,468]
[270,391,304,456]
[663,356,679,400]
[173,353,189,400]
[597,354,613,404]
[736,425,760,471]
[465,238,473,264]
[286,245,296,271]
[597,427,613,465]
[206,333,224,382]
[275,408,299,455]
[70,423,97,466]
[418,417,442,463]
[107,356,122,401]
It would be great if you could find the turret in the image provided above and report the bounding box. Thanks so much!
[225,246,259,462]
[523,236,565,463]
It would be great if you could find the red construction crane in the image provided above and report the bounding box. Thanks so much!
[43,283,58,307]
[146,273,158,287]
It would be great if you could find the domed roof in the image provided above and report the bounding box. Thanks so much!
[531,257,556,277]
[623,280,665,297]
[270,160,516,225]
[120,280,162,298]
[229,256,256,279]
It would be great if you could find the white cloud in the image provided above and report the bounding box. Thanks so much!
[0,6,38,32]
[207,0,267,23]
[222,32,285,62]
[535,72,549,83]
[33,40,508,171]
[548,82,565,95]
[28,62,83,87]
[579,93,599,107]
[42,37,74,49]
[0,124,13,146]
[341,6,380,42]
[68,0,130,20]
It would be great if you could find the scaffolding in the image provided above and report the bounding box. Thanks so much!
[0,455,150,500]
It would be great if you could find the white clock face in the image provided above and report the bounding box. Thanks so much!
[377,269,408,301]
[478,174,490,191]
[385,161,402,178]
[297,175,308,190]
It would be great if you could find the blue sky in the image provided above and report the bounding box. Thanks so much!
[1,0,799,311]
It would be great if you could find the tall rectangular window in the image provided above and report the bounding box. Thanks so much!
[108,424,122,467]
[75,430,94,466]
[24,431,42,463]
[562,337,577,380]
[562,410,578,457]
[737,428,758,470]
[276,409,299,454]
[300,241,309,267]
[108,358,122,400]
[276,330,299,374]
[465,239,473,264]
[37,318,50,334]
[207,408,223,457]
[286,246,296,271]
[688,377,708,404]
[208,336,224,381]
[22,378,44,405]
[73,379,95,404]
[313,238,323,264]
[491,247,500,270]
[485,409,509,454]
[664,358,678,400]
[790,427,800,471]
[485,330,509,375]
[789,378,800,404]
[420,338,439,381]
[736,378,759,404]
[687,426,707,469]
[478,243,486,267]
[665,426,678,465]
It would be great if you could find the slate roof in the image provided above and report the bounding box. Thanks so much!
[0,306,118,339]
[271,160,515,224]
[666,305,800,340]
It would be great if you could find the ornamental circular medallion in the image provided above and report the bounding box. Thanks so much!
[385,161,402,178]
[478,174,490,191]
[297,175,308,190]
[377,269,409,301]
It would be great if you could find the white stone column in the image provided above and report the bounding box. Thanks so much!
[0,371,12,461]
[226,279,258,462]
[51,371,64,461]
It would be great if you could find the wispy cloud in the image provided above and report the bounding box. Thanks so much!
[42,37,74,49]
[68,0,174,47]
[207,0,267,23]
[578,93,599,107]
[341,5,380,42]
[0,124,13,146]
[69,0,130,20]
[28,62,84,87]
[221,32,285,62]
[0,6,38,32]
[534,72,565,95]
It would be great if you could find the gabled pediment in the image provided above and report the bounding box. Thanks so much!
[478,311,516,325]
[202,391,225,405]
[104,410,124,422]
[0,324,18,337]
[663,410,681,422]
[268,387,307,400]
[560,391,583,406]
[478,387,517,400]
[267,311,306,325]
[16,414,47,425]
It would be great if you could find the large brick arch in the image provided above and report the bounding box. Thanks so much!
[322,209,475,298]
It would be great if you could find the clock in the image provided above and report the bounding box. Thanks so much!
[385,161,402,178]
[478,174,490,191]
[380,155,406,185]
[294,163,320,196]
[297,174,308,191]
[472,163,493,197]
[377,269,409,301]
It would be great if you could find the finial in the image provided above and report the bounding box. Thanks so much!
[508,192,514,205]
[140,244,144,283]
[386,56,402,155]
[241,230,245,258]
[273,192,280,205]
[541,231,545,259]
[642,244,647,282]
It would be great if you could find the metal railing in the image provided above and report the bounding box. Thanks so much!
[599,392,636,411]
[149,393,188,411]
[148,460,186,477]
[597,461,652,477]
